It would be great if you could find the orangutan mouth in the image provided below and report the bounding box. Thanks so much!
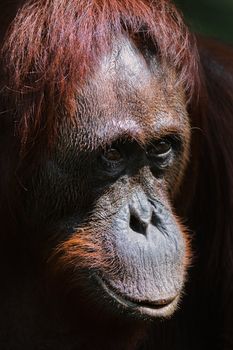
[96,275,180,318]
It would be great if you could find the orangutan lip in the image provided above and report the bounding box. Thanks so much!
[131,297,177,309]
[96,275,179,316]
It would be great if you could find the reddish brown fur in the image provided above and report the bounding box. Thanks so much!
[1,0,199,147]
[51,226,109,273]
[0,1,233,349]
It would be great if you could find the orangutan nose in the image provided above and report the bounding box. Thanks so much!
[129,192,155,236]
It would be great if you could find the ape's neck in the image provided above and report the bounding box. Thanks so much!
[0,258,147,350]
[72,322,147,350]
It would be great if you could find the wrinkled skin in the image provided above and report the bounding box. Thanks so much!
[1,36,191,349]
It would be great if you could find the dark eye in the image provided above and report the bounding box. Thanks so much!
[147,140,172,158]
[100,147,125,176]
[102,148,123,163]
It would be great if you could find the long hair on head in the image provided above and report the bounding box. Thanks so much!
[1,0,199,148]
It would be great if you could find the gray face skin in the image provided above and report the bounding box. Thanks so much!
[24,35,191,320]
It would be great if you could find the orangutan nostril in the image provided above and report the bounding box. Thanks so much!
[129,212,148,235]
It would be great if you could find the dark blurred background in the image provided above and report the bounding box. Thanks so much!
[174,0,233,44]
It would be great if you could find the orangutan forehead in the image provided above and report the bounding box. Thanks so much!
[97,36,152,88]
[69,37,188,151]
[2,0,198,149]
[87,35,179,99]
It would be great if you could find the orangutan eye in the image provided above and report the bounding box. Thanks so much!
[100,147,125,176]
[147,140,172,159]
[102,148,123,163]
[97,138,130,178]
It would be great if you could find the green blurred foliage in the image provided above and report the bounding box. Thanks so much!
[175,0,233,44]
